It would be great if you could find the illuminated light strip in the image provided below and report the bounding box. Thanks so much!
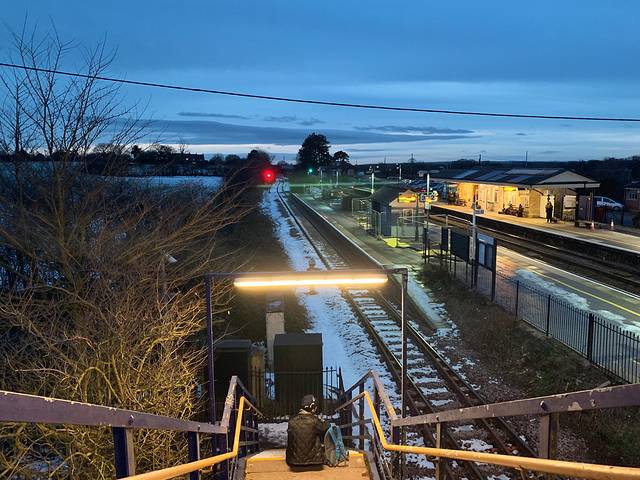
[234,276,388,288]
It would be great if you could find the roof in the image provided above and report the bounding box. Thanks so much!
[625,181,640,189]
[274,333,322,347]
[372,185,404,204]
[431,168,599,188]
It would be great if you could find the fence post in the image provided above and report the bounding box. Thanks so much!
[188,432,201,480]
[373,386,381,426]
[435,422,446,480]
[587,313,595,361]
[538,413,559,480]
[514,280,520,320]
[392,425,402,480]
[358,383,365,451]
[113,427,135,478]
[345,390,353,449]
[490,240,498,302]
[545,294,552,336]
[253,408,260,454]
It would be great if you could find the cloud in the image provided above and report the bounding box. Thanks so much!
[355,125,473,135]
[298,118,325,126]
[515,132,527,136]
[178,112,251,120]
[134,119,478,146]
[539,150,561,154]
[263,115,325,126]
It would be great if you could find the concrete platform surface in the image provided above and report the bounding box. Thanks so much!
[245,449,369,479]
[432,202,640,254]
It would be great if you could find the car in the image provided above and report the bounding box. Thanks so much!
[595,196,624,210]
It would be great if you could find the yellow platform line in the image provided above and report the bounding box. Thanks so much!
[532,271,640,319]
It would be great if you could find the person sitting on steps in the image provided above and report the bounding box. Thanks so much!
[286,394,328,469]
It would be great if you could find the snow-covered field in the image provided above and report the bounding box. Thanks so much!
[134,175,224,190]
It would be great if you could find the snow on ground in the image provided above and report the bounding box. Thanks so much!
[460,439,494,452]
[407,272,450,331]
[261,187,396,392]
[405,453,435,470]
[515,269,628,324]
[259,422,288,447]
[142,175,223,190]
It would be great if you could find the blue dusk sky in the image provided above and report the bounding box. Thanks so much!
[2,0,640,163]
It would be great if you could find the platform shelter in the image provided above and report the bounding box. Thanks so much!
[431,167,599,221]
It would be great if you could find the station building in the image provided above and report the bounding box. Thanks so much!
[431,167,600,221]
[624,181,640,211]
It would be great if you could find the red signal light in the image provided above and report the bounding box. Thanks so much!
[262,169,275,183]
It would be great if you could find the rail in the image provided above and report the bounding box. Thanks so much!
[0,375,262,480]
[336,370,640,480]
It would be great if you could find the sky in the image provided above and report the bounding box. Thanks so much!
[2,0,640,163]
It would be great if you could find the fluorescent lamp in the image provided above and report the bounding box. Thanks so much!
[234,273,388,289]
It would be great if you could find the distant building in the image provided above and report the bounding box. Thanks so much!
[624,181,640,211]
[431,167,599,221]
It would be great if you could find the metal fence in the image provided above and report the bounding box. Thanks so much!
[429,233,640,384]
[346,207,640,383]
[250,367,340,419]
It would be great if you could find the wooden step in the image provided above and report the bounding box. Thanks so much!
[245,449,370,479]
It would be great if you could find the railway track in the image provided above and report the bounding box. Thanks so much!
[428,210,640,291]
[274,184,536,480]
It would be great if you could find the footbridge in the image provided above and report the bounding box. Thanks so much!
[2,371,640,479]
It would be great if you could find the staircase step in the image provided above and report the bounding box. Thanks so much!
[245,449,369,479]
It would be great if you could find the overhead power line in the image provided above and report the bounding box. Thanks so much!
[1,61,639,122]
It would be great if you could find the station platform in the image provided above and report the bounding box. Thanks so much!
[302,197,423,267]
[432,203,640,255]
[244,449,369,480]
[295,195,451,329]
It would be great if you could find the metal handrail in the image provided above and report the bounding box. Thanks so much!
[0,375,262,479]
[122,396,261,480]
[336,390,640,480]
[344,370,397,420]
[391,382,640,428]
[0,390,224,434]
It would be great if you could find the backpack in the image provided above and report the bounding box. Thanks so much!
[324,423,349,467]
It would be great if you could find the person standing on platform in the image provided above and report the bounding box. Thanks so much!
[545,197,554,223]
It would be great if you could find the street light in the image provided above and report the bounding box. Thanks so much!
[234,272,388,288]
[203,268,397,425]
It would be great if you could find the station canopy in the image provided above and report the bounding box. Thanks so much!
[431,167,600,189]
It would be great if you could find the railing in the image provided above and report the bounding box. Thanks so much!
[346,204,640,383]
[250,367,340,419]
[335,370,640,480]
[419,222,640,384]
[0,375,262,480]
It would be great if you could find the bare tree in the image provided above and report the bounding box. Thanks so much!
[178,137,189,155]
[0,24,254,478]
[0,165,251,479]
[0,24,146,161]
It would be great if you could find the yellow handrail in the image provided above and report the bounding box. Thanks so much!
[357,390,640,480]
[122,396,256,480]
